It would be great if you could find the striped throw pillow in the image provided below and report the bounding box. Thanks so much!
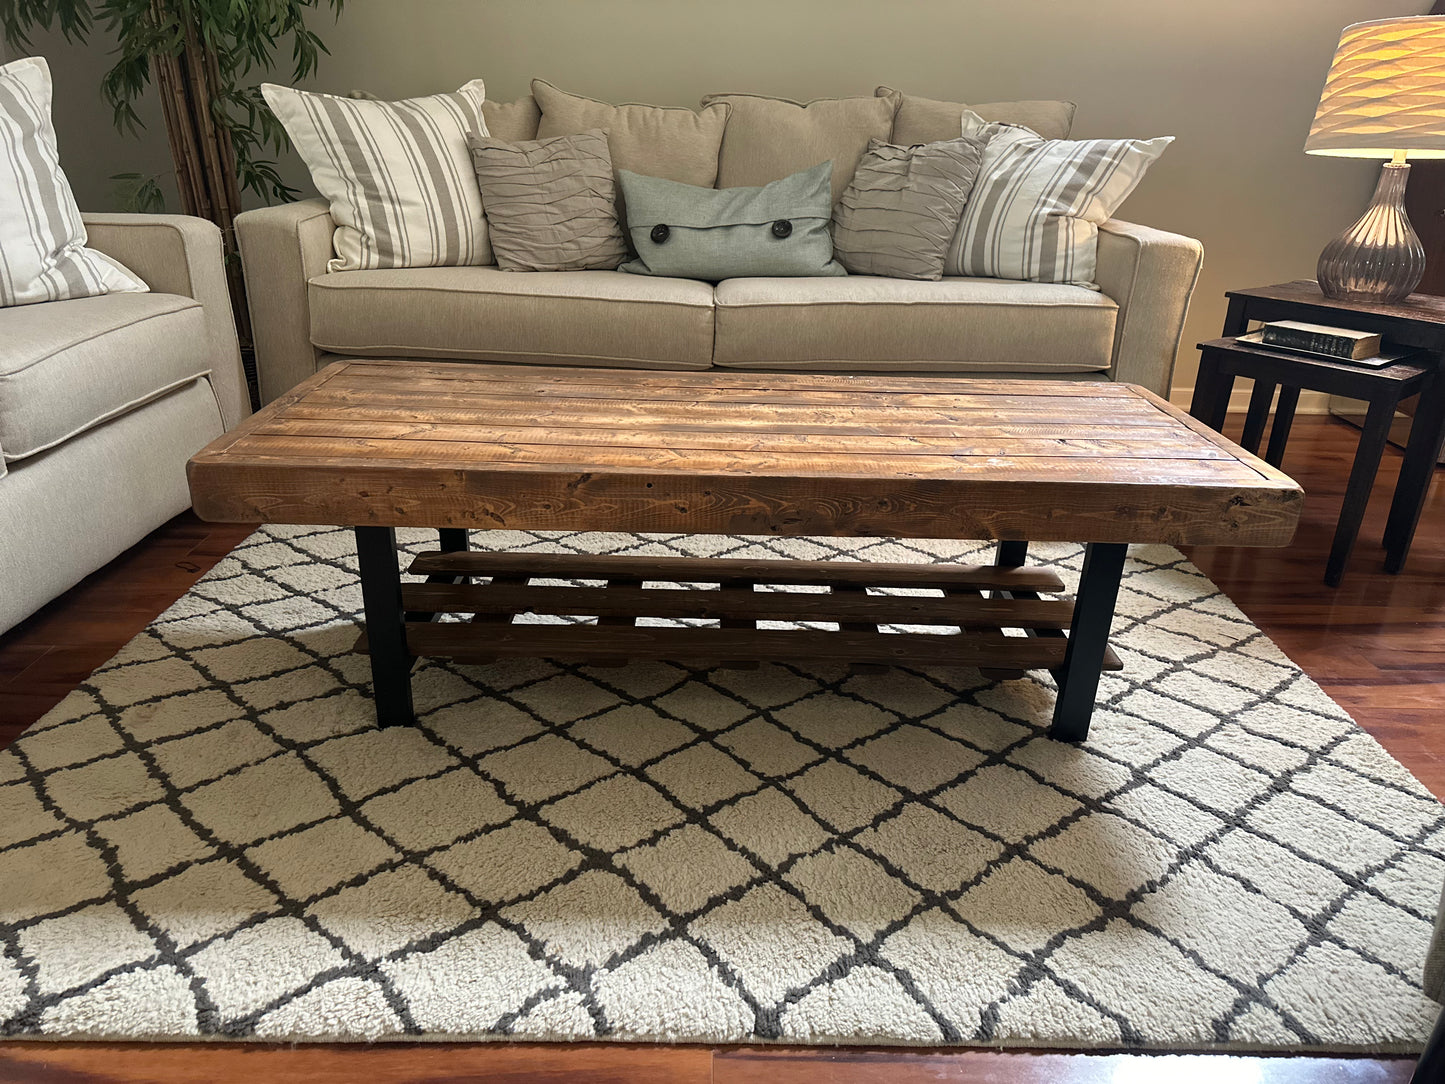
[262,81,492,273]
[945,125,1172,288]
[0,57,147,308]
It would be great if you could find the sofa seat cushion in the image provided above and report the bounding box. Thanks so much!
[0,292,210,462]
[712,276,1117,373]
[308,268,717,370]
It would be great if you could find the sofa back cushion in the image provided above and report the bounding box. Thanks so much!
[263,80,492,272]
[878,86,1076,144]
[701,92,897,205]
[533,80,729,187]
[483,94,542,142]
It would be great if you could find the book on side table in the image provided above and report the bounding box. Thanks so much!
[1261,320,1381,359]
[1238,329,1414,368]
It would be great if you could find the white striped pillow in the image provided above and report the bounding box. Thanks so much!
[945,125,1172,288]
[262,81,492,273]
[0,57,147,308]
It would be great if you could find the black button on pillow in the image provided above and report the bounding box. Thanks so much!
[650,224,671,244]
[771,219,793,239]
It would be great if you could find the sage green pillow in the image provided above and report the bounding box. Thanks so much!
[618,162,846,281]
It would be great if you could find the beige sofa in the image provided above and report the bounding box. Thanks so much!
[236,90,1203,404]
[0,215,249,635]
[240,203,1201,404]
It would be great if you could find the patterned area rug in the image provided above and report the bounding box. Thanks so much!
[1,525,1442,1050]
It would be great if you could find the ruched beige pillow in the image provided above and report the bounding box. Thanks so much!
[468,129,625,272]
[832,135,986,281]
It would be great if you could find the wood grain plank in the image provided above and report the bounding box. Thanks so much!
[407,551,1069,591]
[376,621,1117,670]
[400,581,1076,628]
[253,419,1233,460]
[335,359,1146,396]
[203,436,1272,482]
[280,399,1182,432]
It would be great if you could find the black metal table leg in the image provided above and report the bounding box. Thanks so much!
[995,540,1029,568]
[355,526,415,728]
[1050,542,1127,743]
[1264,385,1299,468]
[438,528,470,553]
[1412,1000,1445,1083]
[1327,394,1401,587]
[1385,373,1445,573]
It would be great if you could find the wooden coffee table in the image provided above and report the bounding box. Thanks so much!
[188,360,1303,742]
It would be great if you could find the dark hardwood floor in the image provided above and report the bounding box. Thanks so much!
[0,413,1438,1083]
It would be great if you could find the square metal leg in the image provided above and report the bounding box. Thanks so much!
[355,526,415,728]
[1050,542,1127,743]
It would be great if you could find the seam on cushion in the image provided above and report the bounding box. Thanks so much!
[0,299,202,378]
[310,342,712,366]
[1,370,211,463]
[712,358,1111,372]
[307,281,716,309]
[713,298,1118,312]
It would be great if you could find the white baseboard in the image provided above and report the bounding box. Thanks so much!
[1168,387,1334,415]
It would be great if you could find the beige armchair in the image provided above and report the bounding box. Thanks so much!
[0,214,248,634]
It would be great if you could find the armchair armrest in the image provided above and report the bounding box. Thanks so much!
[81,213,249,428]
[234,200,335,404]
[1095,219,1204,396]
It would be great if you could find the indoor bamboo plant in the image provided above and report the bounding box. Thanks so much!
[1,0,345,393]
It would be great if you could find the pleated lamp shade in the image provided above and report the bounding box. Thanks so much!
[1306,16,1445,159]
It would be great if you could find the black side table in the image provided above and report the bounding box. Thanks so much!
[1193,338,1428,585]
[1191,280,1445,583]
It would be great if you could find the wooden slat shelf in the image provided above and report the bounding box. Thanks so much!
[406,552,1068,593]
[359,550,1122,674]
[399,581,1076,629]
[358,622,1125,672]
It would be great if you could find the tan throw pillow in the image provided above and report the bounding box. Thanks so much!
[468,129,625,272]
[701,92,897,205]
[483,94,542,142]
[532,79,728,186]
[832,135,986,281]
[877,86,1076,145]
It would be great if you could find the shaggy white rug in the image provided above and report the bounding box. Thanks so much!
[0,525,1441,1051]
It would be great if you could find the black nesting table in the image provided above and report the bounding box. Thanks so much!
[1189,280,1445,586]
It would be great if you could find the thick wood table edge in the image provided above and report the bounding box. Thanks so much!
[188,364,1303,549]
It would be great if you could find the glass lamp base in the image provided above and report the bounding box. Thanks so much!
[1317,162,1426,305]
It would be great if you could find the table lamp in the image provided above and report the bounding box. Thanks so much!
[1306,16,1445,303]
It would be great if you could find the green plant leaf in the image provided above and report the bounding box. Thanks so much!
[5,0,345,209]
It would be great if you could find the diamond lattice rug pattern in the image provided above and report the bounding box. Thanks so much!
[1,525,1442,1050]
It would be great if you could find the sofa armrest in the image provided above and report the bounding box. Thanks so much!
[82,213,250,428]
[235,200,335,404]
[1095,219,1204,396]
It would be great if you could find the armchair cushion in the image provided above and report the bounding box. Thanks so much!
[0,292,210,462]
